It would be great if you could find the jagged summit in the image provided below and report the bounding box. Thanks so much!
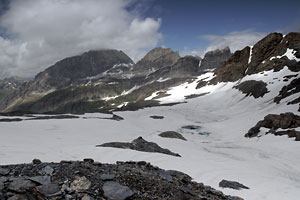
[200,46,231,72]
[141,47,180,62]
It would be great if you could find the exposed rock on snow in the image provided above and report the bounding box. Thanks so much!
[159,131,187,141]
[245,112,300,140]
[274,77,300,105]
[233,80,268,98]
[97,136,181,157]
[0,160,240,200]
[219,180,249,190]
[200,47,231,72]
[149,115,164,119]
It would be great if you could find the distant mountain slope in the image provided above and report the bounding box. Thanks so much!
[1,32,299,115]
[0,46,231,114]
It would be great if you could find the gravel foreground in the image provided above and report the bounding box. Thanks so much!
[0,159,243,200]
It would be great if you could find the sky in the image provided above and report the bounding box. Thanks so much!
[0,0,299,79]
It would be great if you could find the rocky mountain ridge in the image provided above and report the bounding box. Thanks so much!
[0,46,230,114]
[0,32,299,116]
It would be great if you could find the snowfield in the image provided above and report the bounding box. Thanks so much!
[1,68,300,200]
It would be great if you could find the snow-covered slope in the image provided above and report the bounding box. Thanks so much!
[1,66,299,200]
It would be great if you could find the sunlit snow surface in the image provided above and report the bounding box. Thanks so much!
[1,67,300,200]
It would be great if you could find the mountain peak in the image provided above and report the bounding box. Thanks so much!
[142,47,180,62]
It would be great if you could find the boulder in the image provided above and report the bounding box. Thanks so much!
[159,131,187,140]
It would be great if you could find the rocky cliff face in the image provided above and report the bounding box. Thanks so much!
[1,32,299,114]
[27,49,134,92]
[129,47,180,77]
[200,47,231,72]
[0,77,25,90]
[212,32,300,83]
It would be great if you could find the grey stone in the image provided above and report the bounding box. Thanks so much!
[32,159,42,164]
[70,176,91,191]
[159,131,187,140]
[103,181,134,200]
[37,183,61,196]
[100,174,115,181]
[28,176,51,185]
[8,178,36,192]
[158,171,173,182]
[0,181,4,190]
[40,165,54,175]
[98,137,181,157]
[219,179,249,190]
[7,194,28,200]
[0,167,10,175]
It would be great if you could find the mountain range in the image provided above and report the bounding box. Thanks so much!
[0,32,299,117]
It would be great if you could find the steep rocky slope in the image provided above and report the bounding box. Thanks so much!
[0,46,231,114]
[0,160,240,200]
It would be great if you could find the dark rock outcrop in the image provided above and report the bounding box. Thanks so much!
[97,136,181,157]
[234,80,268,98]
[211,46,250,83]
[211,32,300,84]
[150,115,164,119]
[159,131,187,140]
[200,47,231,72]
[0,77,25,90]
[219,180,249,190]
[130,47,180,77]
[29,49,134,92]
[245,112,300,140]
[274,77,300,104]
[0,160,241,200]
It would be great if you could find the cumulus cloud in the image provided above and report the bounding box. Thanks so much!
[182,29,267,58]
[0,0,162,79]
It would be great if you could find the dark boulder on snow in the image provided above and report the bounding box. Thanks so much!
[159,131,187,140]
[0,160,241,200]
[97,136,181,157]
[150,115,164,119]
[219,179,249,190]
[245,112,300,140]
[234,80,268,98]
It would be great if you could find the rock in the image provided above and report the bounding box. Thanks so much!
[28,176,51,185]
[7,194,28,200]
[40,165,54,175]
[219,179,249,190]
[0,160,239,199]
[159,131,187,140]
[158,171,173,182]
[0,118,23,122]
[0,167,10,175]
[37,183,61,196]
[102,181,134,200]
[234,80,268,98]
[100,174,116,181]
[245,112,300,139]
[8,178,36,193]
[274,77,300,104]
[98,136,181,157]
[70,176,92,191]
[150,115,164,119]
[82,194,94,200]
[83,158,94,164]
[32,159,42,165]
[0,181,4,190]
[200,47,231,72]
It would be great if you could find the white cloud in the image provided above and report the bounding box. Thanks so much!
[0,0,162,79]
[182,29,267,58]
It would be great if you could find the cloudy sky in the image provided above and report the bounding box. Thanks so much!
[0,0,299,79]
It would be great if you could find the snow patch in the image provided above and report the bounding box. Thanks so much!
[270,48,300,62]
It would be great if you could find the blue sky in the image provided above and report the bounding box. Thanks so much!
[0,0,299,78]
[139,0,300,53]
